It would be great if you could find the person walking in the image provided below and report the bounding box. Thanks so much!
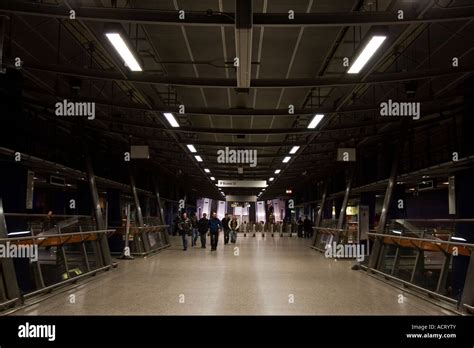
[178,212,192,251]
[208,211,222,251]
[221,213,231,245]
[190,212,198,246]
[197,213,209,248]
[229,215,240,243]
[297,217,303,238]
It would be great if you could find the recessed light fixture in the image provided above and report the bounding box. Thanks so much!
[274,169,281,174]
[269,177,274,182]
[289,146,300,154]
[194,155,203,162]
[187,144,197,153]
[210,176,215,181]
[105,31,143,72]
[347,35,387,74]
[163,112,179,127]
[307,114,324,129]
[204,168,210,173]
[282,156,291,163]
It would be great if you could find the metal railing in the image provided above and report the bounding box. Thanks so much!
[366,220,474,312]
[0,229,117,311]
[113,225,170,256]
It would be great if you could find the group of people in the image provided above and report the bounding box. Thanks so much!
[176,212,240,251]
[297,216,313,238]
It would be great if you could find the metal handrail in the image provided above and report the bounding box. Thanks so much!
[0,229,115,242]
[133,225,169,229]
[368,232,474,248]
[393,218,474,222]
[313,227,344,232]
[4,213,92,218]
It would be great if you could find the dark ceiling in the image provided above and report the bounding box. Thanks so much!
[1,0,473,200]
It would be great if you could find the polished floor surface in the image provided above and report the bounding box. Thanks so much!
[13,235,451,315]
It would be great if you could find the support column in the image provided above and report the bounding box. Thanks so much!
[368,123,408,269]
[0,198,21,303]
[154,181,165,225]
[130,168,150,252]
[315,181,328,228]
[85,156,112,266]
[337,167,355,230]
[312,181,328,246]
[129,171,144,227]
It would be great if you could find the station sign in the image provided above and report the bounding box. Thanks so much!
[226,195,257,202]
[218,180,266,188]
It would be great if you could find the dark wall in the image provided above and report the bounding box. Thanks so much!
[405,188,450,219]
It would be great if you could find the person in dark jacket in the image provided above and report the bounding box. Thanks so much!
[178,212,192,251]
[297,217,303,238]
[197,213,209,248]
[208,212,222,251]
[221,213,231,244]
[303,216,313,238]
[190,212,198,247]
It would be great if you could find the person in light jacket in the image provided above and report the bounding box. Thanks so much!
[229,215,240,243]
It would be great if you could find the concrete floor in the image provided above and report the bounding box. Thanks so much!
[12,235,451,315]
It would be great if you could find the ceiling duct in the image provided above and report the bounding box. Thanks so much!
[235,0,252,91]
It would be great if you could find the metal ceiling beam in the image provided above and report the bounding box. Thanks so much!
[24,87,464,116]
[18,61,474,88]
[1,2,473,27]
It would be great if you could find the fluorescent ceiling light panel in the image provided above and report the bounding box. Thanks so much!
[308,114,325,129]
[274,169,281,174]
[194,155,203,162]
[282,156,291,163]
[451,236,466,242]
[347,35,387,74]
[204,168,211,173]
[8,231,31,236]
[187,144,197,153]
[289,146,300,154]
[163,112,179,128]
[105,33,142,71]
